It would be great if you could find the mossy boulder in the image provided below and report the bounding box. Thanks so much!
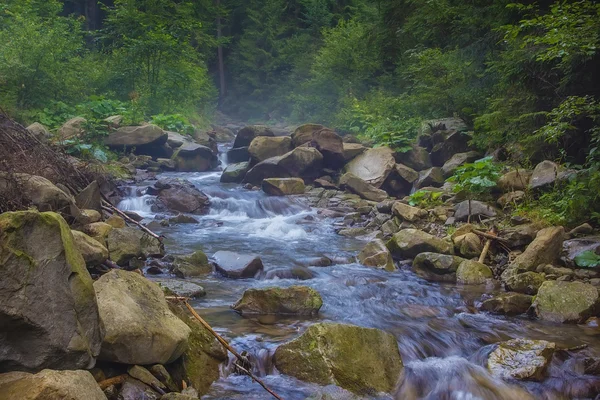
[0,369,106,400]
[456,260,493,284]
[94,270,191,364]
[504,271,546,295]
[481,293,533,315]
[0,211,103,372]
[83,222,113,245]
[106,226,163,266]
[345,147,396,188]
[358,239,395,271]
[232,286,323,315]
[262,178,305,196]
[172,143,218,172]
[220,162,250,183]
[454,232,483,258]
[274,323,402,394]
[71,230,109,267]
[172,250,212,278]
[387,229,454,259]
[532,281,600,323]
[487,338,555,381]
[412,252,466,282]
[166,302,228,396]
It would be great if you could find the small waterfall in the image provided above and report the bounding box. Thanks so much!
[117,186,155,217]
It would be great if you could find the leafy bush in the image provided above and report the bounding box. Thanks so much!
[408,190,443,208]
[149,114,194,135]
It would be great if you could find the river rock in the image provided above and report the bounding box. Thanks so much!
[430,131,472,166]
[71,230,109,267]
[226,146,250,163]
[413,167,444,190]
[213,251,264,278]
[529,160,561,190]
[532,281,600,323]
[456,260,493,284]
[75,180,102,211]
[155,179,210,214]
[454,200,498,222]
[248,136,293,163]
[345,147,396,188]
[220,162,250,183]
[481,293,533,315]
[265,266,315,280]
[292,126,344,168]
[441,151,481,178]
[343,143,366,161]
[105,124,168,155]
[412,252,466,282]
[500,224,541,248]
[172,250,212,278]
[274,323,403,394]
[232,286,323,315]
[397,145,432,171]
[128,365,165,391]
[118,378,160,400]
[154,279,206,298]
[262,178,305,196]
[211,125,235,142]
[106,226,163,265]
[94,270,190,364]
[233,125,274,148]
[0,369,106,400]
[166,302,228,395]
[166,131,190,148]
[498,169,532,192]
[173,143,217,172]
[59,117,87,140]
[0,211,103,372]
[358,239,395,271]
[83,222,113,245]
[392,202,427,222]
[387,229,454,259]
[504,271,545,295]
[509,227,565,272]
[498,191,526,208]
[244,147,323,185]
[339,173,388,202]
[291,123,325,147]
[454,232,483,258]
[487,338,555,381]
[192,130,218,154]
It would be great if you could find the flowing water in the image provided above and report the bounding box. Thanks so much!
[118,145,600,400]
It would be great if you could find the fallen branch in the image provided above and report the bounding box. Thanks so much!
[472,229,508,244]
[478,227,497,264]
[101,200,162,241]
[167,297,283,400]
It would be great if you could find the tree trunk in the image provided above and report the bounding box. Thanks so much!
[216,0,226,105]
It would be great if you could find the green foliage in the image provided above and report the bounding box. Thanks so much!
[150,114,194,134]
[575,251,600,268]
[447,157,502,198]
[408,190,443,208]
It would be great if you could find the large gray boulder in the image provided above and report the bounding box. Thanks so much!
[529,160,572,190]
[94,270,191,364]
[274,323,403,394]
[456,260,493,284]
[0,211,103,372]
[481,293,533,315]
[244,147,323,185]
[441,151,481,177]
[59,117,86,140]
[71,230,109,267]
[0,369,107,400]
[506,227,565,273]
[154,179,210,214]
[387,229,454,259]
[339,173,388,202]
[248,136,293,163]
[498,169,532,192]
[532,281,600,323]
[232,286,323,315]
[213,251,264,278]
[292,126,345,169]
[345,147,396,188]
[454,200,498,222]
[106,226,163,266]
[396,145,432,171]
[105,125,168,155]
[173,143,218,172]
[413,167,444,190]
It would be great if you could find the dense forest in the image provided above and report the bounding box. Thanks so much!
[1,0,600,226]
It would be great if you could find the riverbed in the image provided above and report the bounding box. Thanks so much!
[118,146,600,399]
